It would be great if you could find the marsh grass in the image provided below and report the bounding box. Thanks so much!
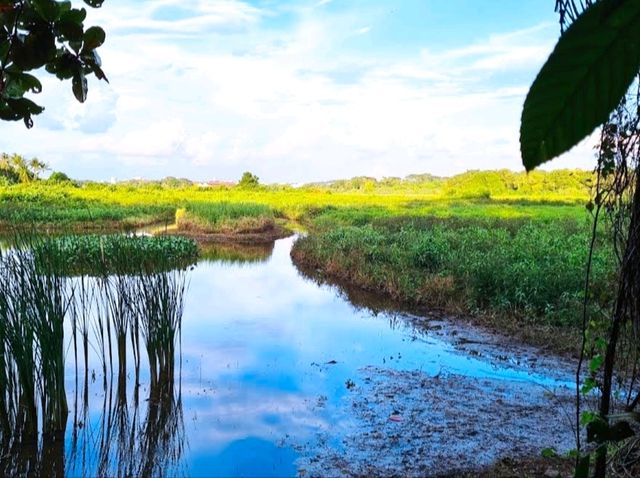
[0,242,72,437]
[0,233,191,476]
[33,234,198,275]
[176,201,277,234]
[135,269,187,387]
[292,217,615,329]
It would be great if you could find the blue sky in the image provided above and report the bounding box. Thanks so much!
[3,0,597,183]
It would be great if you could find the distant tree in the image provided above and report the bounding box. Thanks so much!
[238,171,259,188]
[28,156,47,177]
[160,176,193,188]
[0,152,48,182]
[0,0,108,128]
[47,170,71,183]
[0,162,18,183]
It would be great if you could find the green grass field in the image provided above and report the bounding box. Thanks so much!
[0,169,604,350]
[0,169,591,230]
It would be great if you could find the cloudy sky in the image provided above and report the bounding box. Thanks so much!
[3,0,597,183]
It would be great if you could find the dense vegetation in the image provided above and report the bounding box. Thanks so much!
[292,217,613,333]
[0,185,173,229]
[0,234,188,460]
[175,202,276,234]
[32,234,198,275]
[0,168,604,351]
[0,169,591,231]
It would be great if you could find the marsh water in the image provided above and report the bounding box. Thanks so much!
[2,236,577,477]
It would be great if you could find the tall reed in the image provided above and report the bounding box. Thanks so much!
[1,233,192,476]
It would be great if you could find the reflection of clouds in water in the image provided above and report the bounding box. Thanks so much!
[187,238,332,320]
[43,236,576,477]
[183,388,327,450]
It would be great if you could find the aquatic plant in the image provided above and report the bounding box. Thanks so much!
[0,245,71,437]
[33,234,198,275]
[134,269,187,387]
[0,233,192,476]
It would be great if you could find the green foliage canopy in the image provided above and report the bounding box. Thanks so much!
[520,0,640,170]
[238,171,260,188]
[0,0,107,128]
[0,152,47,183]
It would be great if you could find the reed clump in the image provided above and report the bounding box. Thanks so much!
[33,234,198,275]
[175,202,277,234]
[0,233,192,475]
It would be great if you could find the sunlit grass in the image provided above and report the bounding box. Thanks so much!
[175,202,276,234]
[0,169,592,232]
[292,216,612,329]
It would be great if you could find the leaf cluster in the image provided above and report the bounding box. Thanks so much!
[0,0,107,127]
[521,0,640,170]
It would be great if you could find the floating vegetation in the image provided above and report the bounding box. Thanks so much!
[0,234,191,477]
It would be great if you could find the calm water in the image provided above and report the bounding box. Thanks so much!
[43,236,572,477]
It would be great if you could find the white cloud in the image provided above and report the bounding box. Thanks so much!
[2,2,596,182]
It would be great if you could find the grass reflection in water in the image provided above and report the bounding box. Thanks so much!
[0,235,193,477]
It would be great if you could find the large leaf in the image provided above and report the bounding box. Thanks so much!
[520,0,640,171]
[82,25,105,52]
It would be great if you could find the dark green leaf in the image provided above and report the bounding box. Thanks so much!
[69,39,83,53]
[13,28,57,70]
[91,63,107,82]
[72,70,87,102]
[3,72,43,98]
[580,411,597,426]
[0,38,10,62]
[18,73,43,94]
[580,377,597,395]
[82,25,105,51]
[0,99,22,121]
[81,49,108,81]
[6,97,45,115]
[31,0,62,22]
[46,51,80,80]
[56,19,84,42]
[58,1,73,14]
[587,416,609,443]
[5,97,45,128]
[589,354,604,373]
[520,0,640,171]
[83,0,105,7]
[60,7,87,25]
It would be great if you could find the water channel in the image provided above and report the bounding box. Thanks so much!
[3,235,577,477]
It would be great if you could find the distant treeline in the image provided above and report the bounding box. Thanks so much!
[306,169,593,199]
[1,151,593,202]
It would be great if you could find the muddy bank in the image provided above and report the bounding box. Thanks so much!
[166,223,293,244]
[288,243,582,476]
[296,367,575,477]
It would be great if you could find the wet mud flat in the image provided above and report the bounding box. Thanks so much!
[293,312,579,478]
[297,367,575,477]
